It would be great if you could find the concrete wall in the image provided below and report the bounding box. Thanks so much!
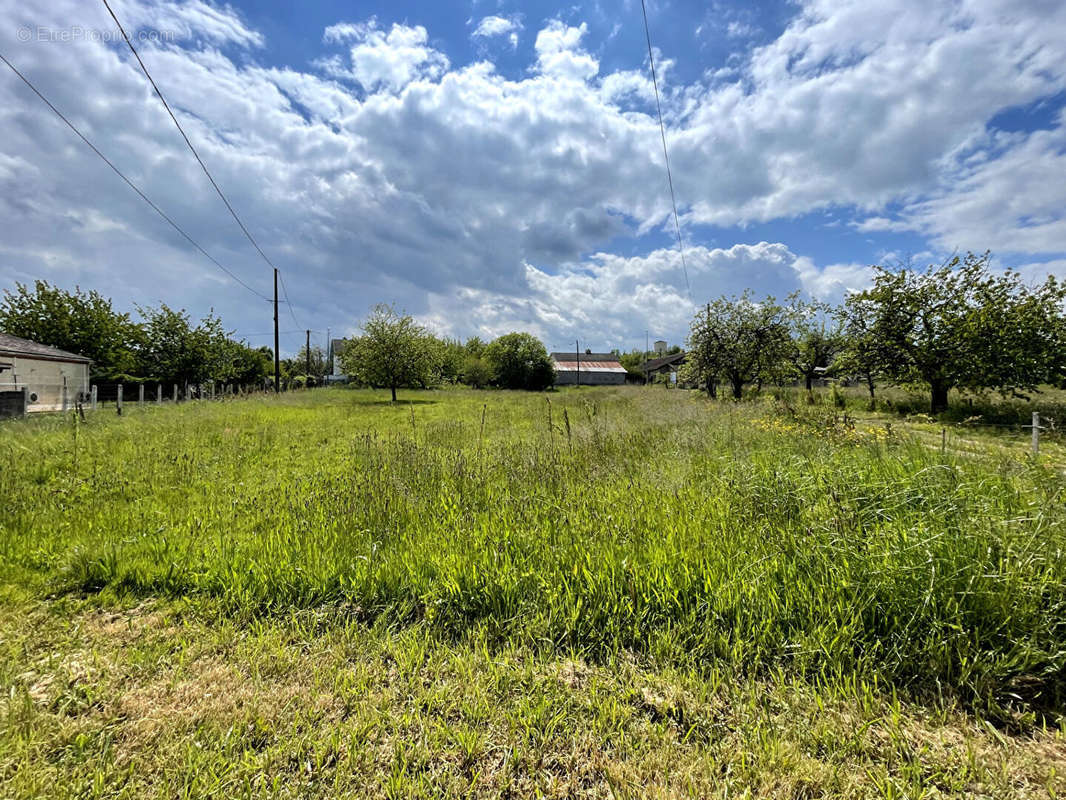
[554,370,626,386]
[0,356,90,412]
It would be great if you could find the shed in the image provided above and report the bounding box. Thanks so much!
[551,352,627,385]
[641,351,686,382]
[0,333,92,413]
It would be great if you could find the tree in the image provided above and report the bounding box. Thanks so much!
[836,293,881,402]
[856,252,1066,413]
[618,349,648,382]
[294,344,329,381]
[136,304,231,386]
[433,337,467,384]
[461,355,493,388]
[339,304,440,402]
[463,336,487,358]
[483,332,556,390]
[0,280,139,379]
[227,343,272,386]
[686,292,792,399]
[788,298,844,392]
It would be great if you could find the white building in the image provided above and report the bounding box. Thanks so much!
[0,333,91,413]
[326,338,349,383]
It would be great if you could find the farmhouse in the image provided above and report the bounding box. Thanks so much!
[0,332,91,414]
[551,351,627,385]
[642,350,686,383]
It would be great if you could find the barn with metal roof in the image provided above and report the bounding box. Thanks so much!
[550,351,627,385]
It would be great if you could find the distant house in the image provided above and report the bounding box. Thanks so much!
[551,351,627,385]
[0,333,91,413]
[642,351,686,383]
[326,338,349,383]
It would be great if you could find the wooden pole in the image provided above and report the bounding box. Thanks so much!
[274,268,280,393]
[138,383,145,408]
[1032,411,1040,455]
[173,384,178,403]
[576,339,580,386]
[116,383,123,416]
[90,384,97,411]
[157,383,162,405]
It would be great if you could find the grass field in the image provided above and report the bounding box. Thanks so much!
[3,386,1066,798]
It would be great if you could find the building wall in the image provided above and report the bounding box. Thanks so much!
[0,356,90,412]
[554,370,626,385]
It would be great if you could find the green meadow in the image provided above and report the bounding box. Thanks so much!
[3,386,1066,798]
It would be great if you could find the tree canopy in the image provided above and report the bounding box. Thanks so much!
[685,292,792,399]
[787,298,844,392]
[854,252,1066,412]
[0,280,271,386]
[483,332,556,391]
[0,280,138,379]
[339,304,440,401]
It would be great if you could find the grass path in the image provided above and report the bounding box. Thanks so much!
[4,593,1065,799]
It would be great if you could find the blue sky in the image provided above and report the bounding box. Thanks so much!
[1,0,1065,355]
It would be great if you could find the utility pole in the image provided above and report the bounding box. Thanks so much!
[575,339,580,386]
[273,268,280,393]
[305,329,311,386]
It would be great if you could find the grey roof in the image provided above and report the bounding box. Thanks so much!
[642,351,686,371]
[0,332,92,363]
[551,352,620,362]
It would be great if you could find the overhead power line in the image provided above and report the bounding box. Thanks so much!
[639,0,691,299]
[100,0,301,325]
[0,50,272,303]
[277,269,299,325]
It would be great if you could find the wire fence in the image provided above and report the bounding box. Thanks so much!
[0,378,291,418]
[832,410,1061,455]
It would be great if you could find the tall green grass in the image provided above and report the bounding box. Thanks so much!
[2,387,1065,716]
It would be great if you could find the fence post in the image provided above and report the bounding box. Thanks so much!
[172,384,178,403]
[138,384,145,408]
[184,382,189,401]
[22,386,29,417]
[90,384,97,411]
[1032,411,1040,455]
[62,376,68,413]
[117,383,123,416]
[941,427,946,455]
[157,383,162,405]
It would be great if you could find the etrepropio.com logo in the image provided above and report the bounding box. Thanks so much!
[16,26,177,44]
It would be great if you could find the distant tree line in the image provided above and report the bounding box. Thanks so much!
[339,304,555,401]
[0,281,273,386]
[682,252,1066,413]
